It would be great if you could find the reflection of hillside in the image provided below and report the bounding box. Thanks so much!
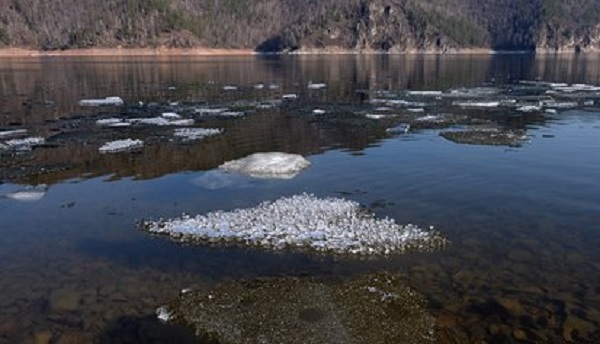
[2,54,595,184]
[4,110,393,185]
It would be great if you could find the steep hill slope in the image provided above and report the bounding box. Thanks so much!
[0,0,599,52]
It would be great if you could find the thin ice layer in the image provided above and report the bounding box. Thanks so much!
[142,194,444,255]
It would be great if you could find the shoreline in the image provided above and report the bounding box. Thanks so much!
[0,47,595,57]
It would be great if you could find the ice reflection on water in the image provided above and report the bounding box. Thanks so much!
[0,55,600,343]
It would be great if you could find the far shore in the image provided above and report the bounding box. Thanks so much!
[0,46,594,57]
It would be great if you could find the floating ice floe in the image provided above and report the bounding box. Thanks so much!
[2,137,45,151]
[268,84,279,90]
[446,87,500,98]
[253,84,265,90]
[96,118,124,127]
[407,108,425,113]
[141,193,445,255]
[516,105,542,112]
[219,152,310,179]
[222,86,238,91]
[584,100,595,106]
[552,83,600,93]
[3,185,48,202]
[365,114,386,120]
[282,94,299,100]
[541,101,578,109]
[127,117,194,126]
[161,112,182,119]
[99,139,144,153]
[174,128,223,141]
[194,108,229,115]
[79,96,124,107]
[415,114,444,122]
[406,91,443,96]
[308,82,326,90]
[0,129,27,139]
[312,109,326,115]
[453,101,500,108]
[371,99,427,107]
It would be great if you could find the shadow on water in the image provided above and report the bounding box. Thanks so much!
[76,236,341,280]
[97,315,207,344]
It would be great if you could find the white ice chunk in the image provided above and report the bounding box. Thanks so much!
[143,193,442,255]
[99,139,143,153]
[453,101,500,108]
[365,114,386,119]
[407,108,425,113]
[223,86,238,91]
[4,137,45,151]
[79,97,124,107]
[162,112,182,119]
[156,306,172,323]
[194,108,229,115]
[3,185,47,202]
[406,91,443,96]
[308,82,327,89]
[96,118,124,126]
[219,152,310,179]
[282,94,299,100]
[516,105,542,112]
[174,128,223,141]
[127,117,193,126]
[312,109,326,115]
[0,129,27,138]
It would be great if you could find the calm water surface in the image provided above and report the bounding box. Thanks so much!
[0,55,599,343]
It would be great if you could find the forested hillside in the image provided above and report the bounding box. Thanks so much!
[0,0,599,52]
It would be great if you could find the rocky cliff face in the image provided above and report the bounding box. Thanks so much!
[536,23,600,52]
[0,0,599,53]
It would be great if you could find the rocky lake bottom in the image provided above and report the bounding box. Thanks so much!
[1,55,600,343]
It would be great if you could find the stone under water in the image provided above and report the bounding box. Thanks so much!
[159,273,436,344]
[141,193,445,255]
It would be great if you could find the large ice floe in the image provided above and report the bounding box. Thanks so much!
[141,193,445,255]
[79,96,124,107]
[219,152,311,179]
[99,139,144,153]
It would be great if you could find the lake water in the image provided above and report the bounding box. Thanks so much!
[0,54,599,343]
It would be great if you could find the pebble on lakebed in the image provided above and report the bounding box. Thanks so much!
[158,273,436,344]
[141,193,446,255]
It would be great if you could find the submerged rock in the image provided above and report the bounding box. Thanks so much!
[141,193,445,255]
[440,129,528,147]
[219,152,310,179]
[160,273,436,344]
